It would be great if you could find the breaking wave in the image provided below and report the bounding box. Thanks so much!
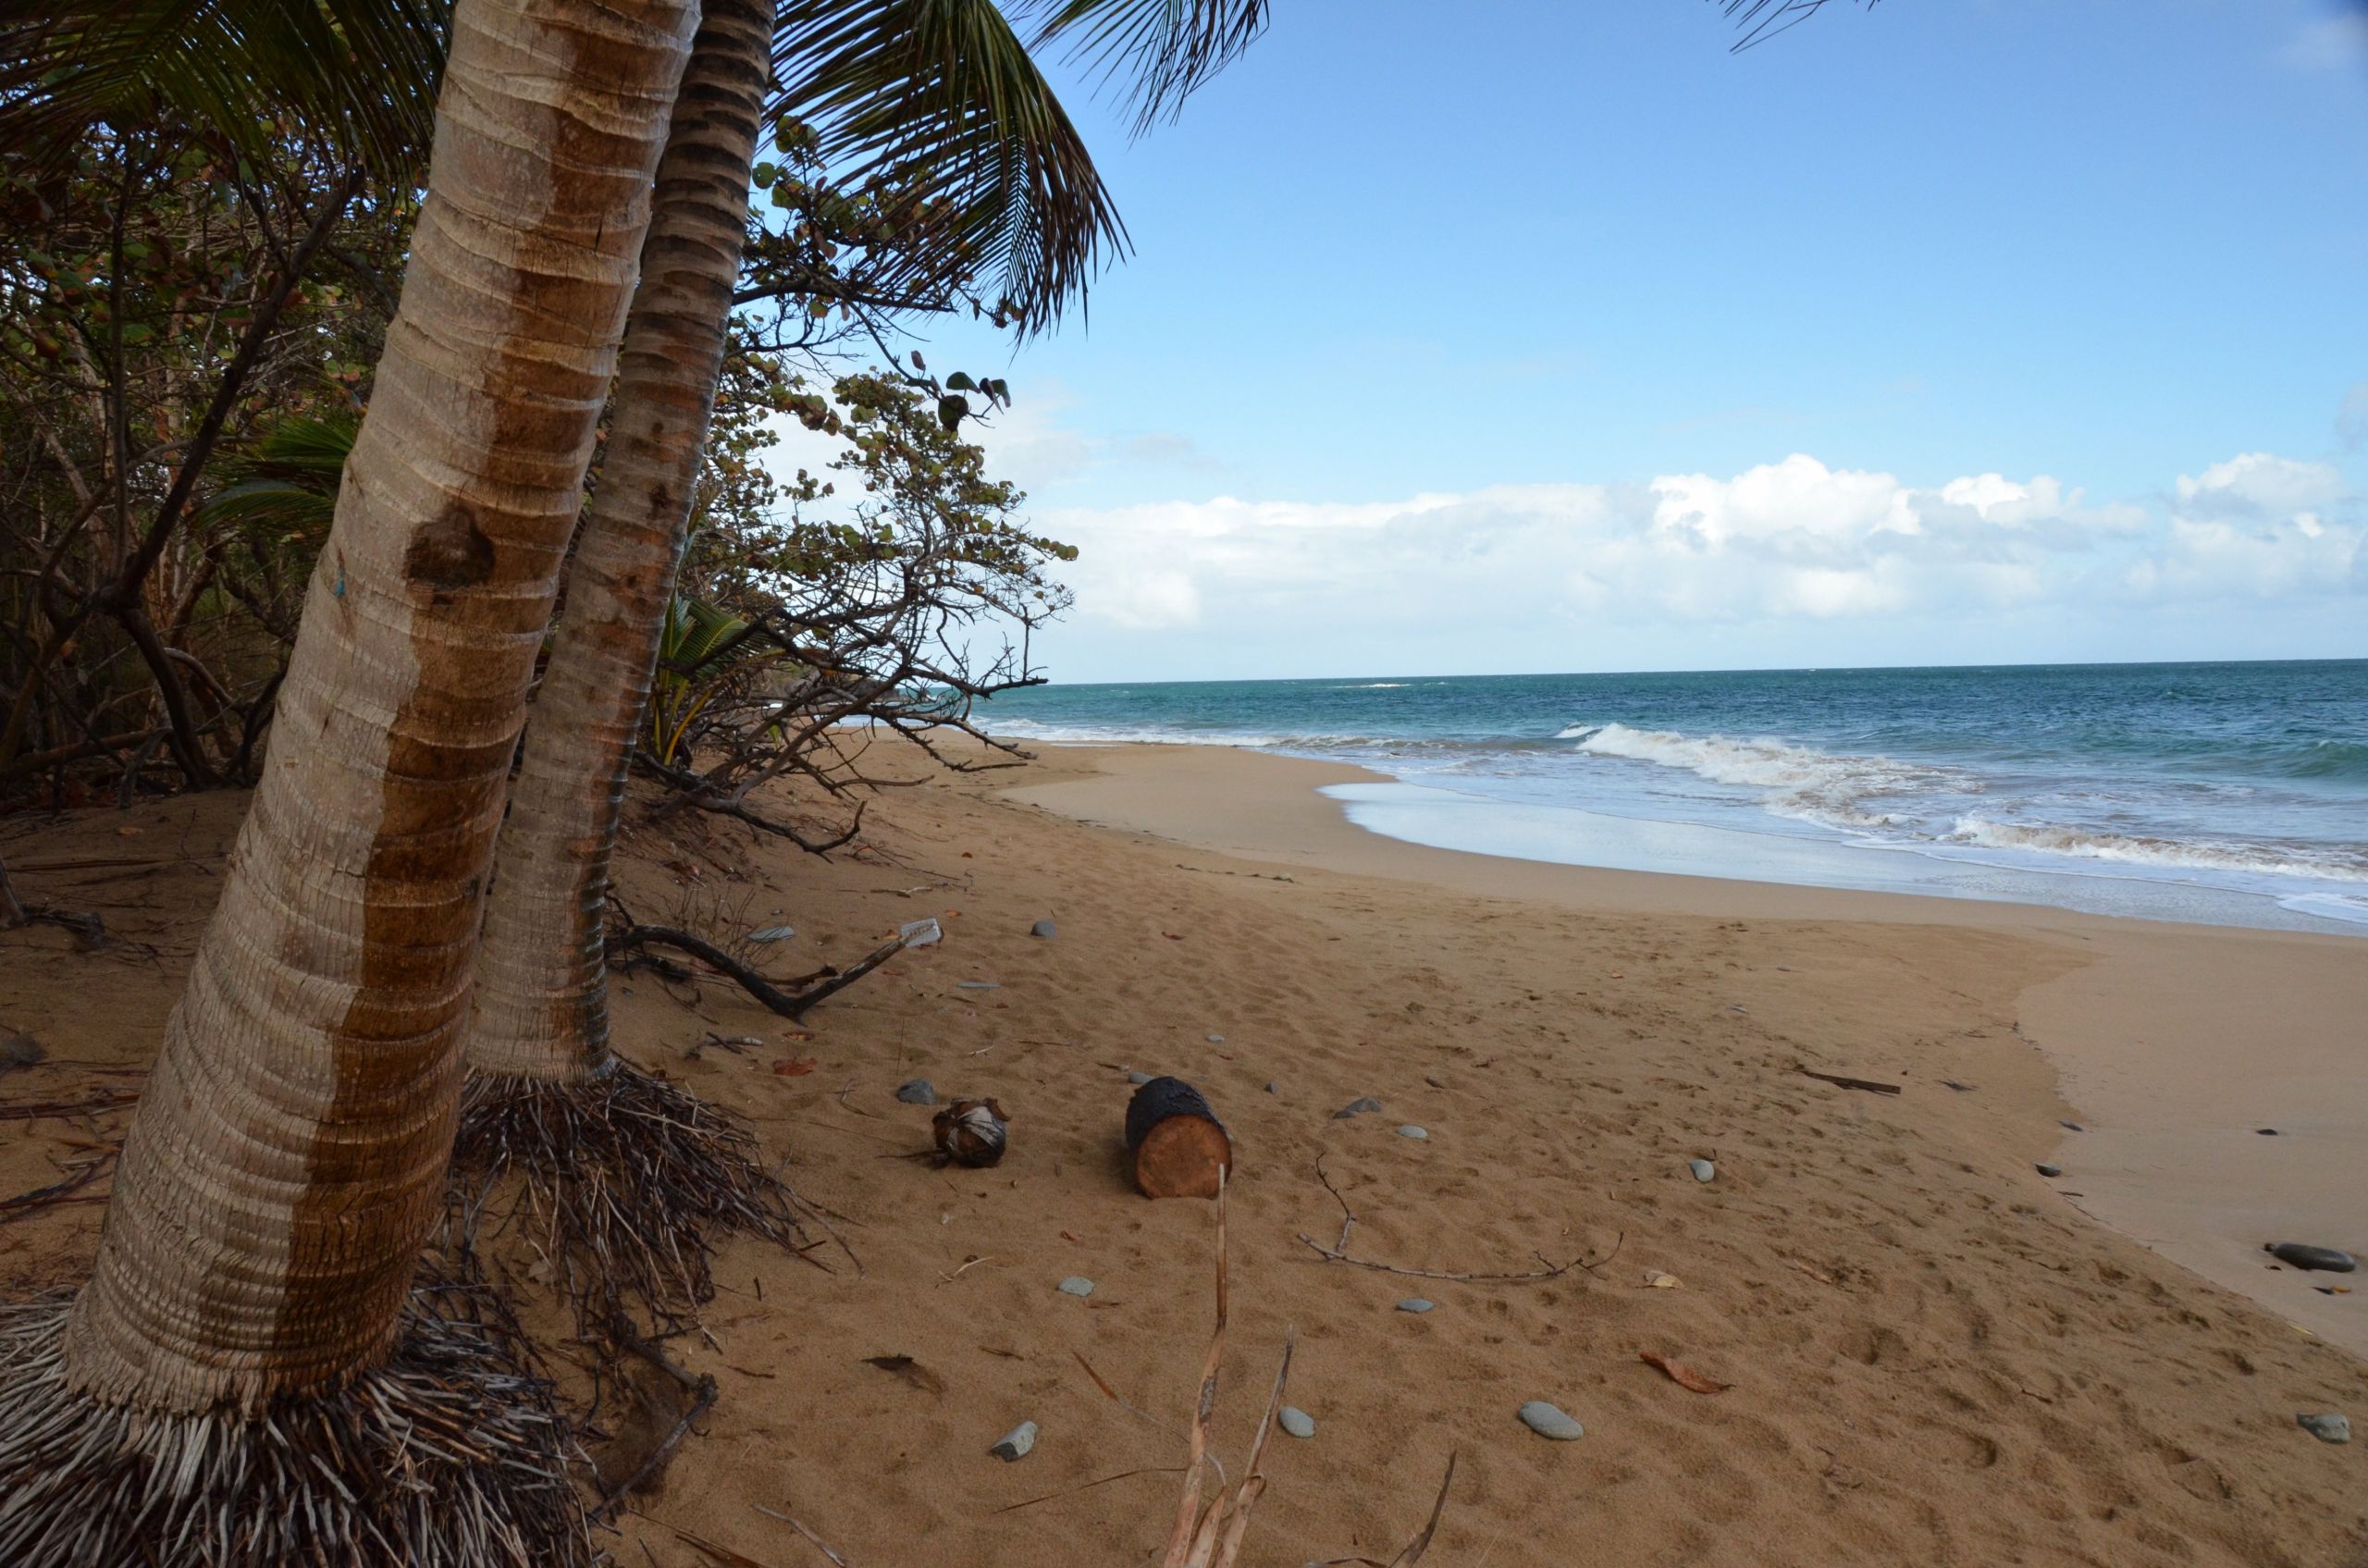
[1560,722,1946,829]
[1943,816,2368,882]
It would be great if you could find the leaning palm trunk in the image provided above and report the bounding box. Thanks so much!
[453,0,808,1341]
[0,0,696,1556]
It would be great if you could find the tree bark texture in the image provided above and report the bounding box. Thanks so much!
[467,0,778,1081]
[59,0,697,1413]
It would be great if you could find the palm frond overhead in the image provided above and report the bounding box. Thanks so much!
[1713,0,1874,52]
[773,0,1128,334]
[1018,0,1270,134]
[0,0,447,175]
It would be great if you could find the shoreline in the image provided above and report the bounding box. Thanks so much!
[1005,742,2368,1358]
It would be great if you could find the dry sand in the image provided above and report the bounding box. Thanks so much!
[3,744,2363,1567]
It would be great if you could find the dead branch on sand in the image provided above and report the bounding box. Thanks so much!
[612,925,906,1019]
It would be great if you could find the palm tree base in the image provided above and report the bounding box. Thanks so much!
[0,1274,587,1567]
[452,1062,828,1345]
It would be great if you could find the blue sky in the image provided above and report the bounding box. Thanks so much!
[811,0,2368,681]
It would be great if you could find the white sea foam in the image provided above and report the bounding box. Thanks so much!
[1943,816,2368,882]
[989,719,1289,748]
[1564,722,1938,828]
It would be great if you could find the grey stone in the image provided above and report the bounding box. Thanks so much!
[2035,1164,2063,1178]
[957,981,1001,991]
[1207,1033,1226,1043]
[1264,1082,1279,1093]
[1128,1070,1153,1085]
[894,1079,937,1106]
[1334,1097,1382,1118]
[2297,1414,2350,1444]
[1687,1158,1716,1183]
[1056,1277,1094,1298]
[1518,1401,1585,1441]
[1397,1298,1435,1314]
[2265,1242,2357,1272]
[1278,1406,1315,1439]
[1396,1125,1429,1141]
[1030,920,1057,939]
[747,924,796,943]
[990,1421,1038,1461]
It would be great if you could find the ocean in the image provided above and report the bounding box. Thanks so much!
[978,660,2368,935]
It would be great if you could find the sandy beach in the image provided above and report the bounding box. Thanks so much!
[3,742,2362,1566]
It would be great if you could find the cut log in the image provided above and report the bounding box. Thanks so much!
[1126,1076,1231,1199]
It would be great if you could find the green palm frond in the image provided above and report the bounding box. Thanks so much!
[773,0,1126,334]
[196,411,359,544]
[1018,0,1269,134]
[0,0,447,176]
[660,595,762,675]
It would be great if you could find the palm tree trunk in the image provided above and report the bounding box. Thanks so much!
[57,0,697,1413]
[467,0,777,1083]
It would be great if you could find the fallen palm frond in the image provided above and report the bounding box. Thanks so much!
[1157,1170,1289,1568]
[0,1271,586,1567]
[451,1061,832,1345]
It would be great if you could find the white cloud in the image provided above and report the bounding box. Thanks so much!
[2174,451,2345,516]
[1033,451,2360,642]
[2278,11,2368,70]
[2337,380,2368,453]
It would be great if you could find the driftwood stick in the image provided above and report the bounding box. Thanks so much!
[1295,1233,1618,1284]
[613,927,905,1019]
[0,1149,115,1222]
[597,1327,719,1518]
[1300,1162,1622,1281]
[1797,1066,1903,1095]
[1314,1154,1356,1253]
[751,1504,856,1567]
[0,1088,142,1120]
[774,936,906,1016]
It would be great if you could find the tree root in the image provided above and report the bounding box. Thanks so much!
[451,1062,831,1344]
[0,1273,587,1568]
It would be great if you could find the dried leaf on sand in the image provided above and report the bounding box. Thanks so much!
[1641,1350,1732,1393]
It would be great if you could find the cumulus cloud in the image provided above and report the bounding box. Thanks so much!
[1032,452,2361,639]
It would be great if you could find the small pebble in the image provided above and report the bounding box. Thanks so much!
[1207,1033,1226,1043]
[990,1421,1038,1461]
[1030,920,1057,939]
[1687,1158,1716,1183]
[1264,1082,1279,1093]
[1398,1298,1435,1313]
[1518,1401,1585,1441]
[1334,1097,1381,1118]
[1278,1406,1315,1439]
[894,1079,936,1106]
[1395,1125,1429,1141]
[1057,1277,1094,1298]
[2297,1413,2350,1444]
[2035,1164,2063,1178]
[1128,1070,1153,1085]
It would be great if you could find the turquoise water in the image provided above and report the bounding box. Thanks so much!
[980,661,2368,934]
